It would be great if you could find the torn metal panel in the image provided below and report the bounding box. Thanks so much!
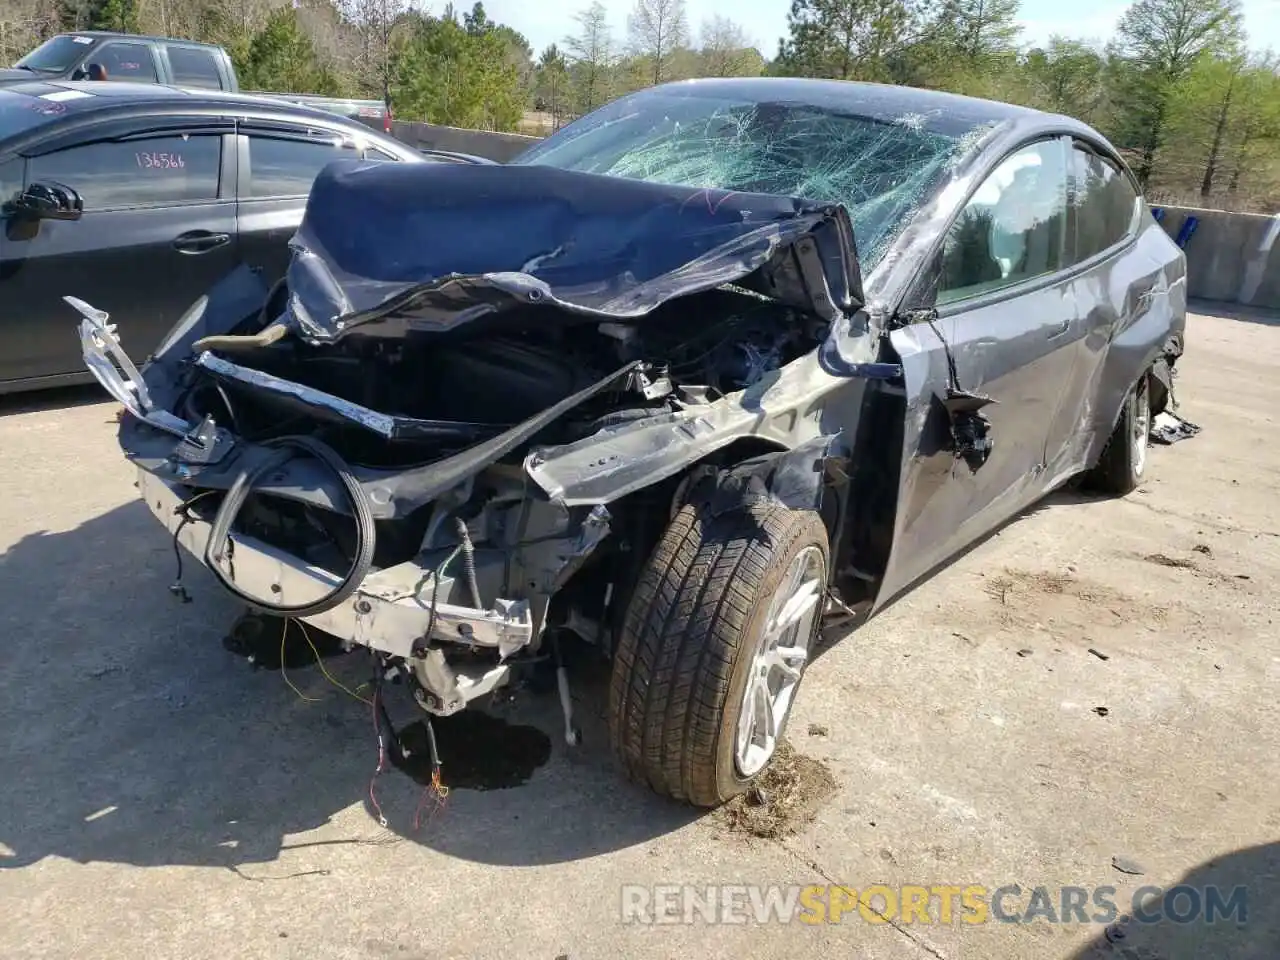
[282,161,865,343]
[693,434,843,519]
[524,347,874,508]
[195,351,500,443]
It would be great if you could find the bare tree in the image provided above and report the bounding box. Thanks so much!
[564,1,615,113]
[699,14,754,76]
[337,0,410,106]
[536,44,569,128]
[627,0,687,85]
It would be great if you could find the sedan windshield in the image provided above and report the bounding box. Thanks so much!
[515,88,966,272]
[14,35,92,73]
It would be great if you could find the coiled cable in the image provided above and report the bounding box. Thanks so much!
[204,434,377,618]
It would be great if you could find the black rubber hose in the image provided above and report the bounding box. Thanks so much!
[453,516,484,610]
[204,434,377,618]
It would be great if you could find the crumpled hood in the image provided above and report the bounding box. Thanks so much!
[283,160,864,343]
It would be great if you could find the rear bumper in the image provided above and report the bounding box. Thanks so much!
[139,466,533,712]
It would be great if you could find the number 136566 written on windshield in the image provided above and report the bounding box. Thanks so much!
[135,152,185,169]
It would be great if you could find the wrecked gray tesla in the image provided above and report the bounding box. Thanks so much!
[73,78,1185,807]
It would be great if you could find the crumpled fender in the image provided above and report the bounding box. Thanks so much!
[684,434,844,519]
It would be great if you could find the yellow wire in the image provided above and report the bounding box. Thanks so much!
[280,617,320,703]
[295,619,372,705]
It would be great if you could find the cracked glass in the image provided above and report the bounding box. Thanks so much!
[515,90,970,273]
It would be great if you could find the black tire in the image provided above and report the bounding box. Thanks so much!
[1085,372,1152,496]
[608,500,829,807]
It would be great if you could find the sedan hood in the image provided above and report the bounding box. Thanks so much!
[0,68,39,83]
[282,160,865,344]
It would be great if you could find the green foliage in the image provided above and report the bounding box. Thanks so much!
[393,10,523,130]
[238,7,341,96]
[86,0,139,33]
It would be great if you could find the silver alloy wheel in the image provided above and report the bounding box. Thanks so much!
[734,544,826,778]
[1131,377,1151,477]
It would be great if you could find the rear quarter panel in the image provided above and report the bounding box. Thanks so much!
[1079,217,1186,469]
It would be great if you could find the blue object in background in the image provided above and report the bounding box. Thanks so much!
[1175,215,1199,249]
[1151,206,1165,223]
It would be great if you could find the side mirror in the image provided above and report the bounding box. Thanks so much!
[4,181,83,222]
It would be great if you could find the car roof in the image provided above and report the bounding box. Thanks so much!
[0,80,333,114]
[50,30,224,49]
[0,80,402,146]
[635,77,1047,138]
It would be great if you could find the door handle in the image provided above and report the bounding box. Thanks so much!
[1047,317,1071,339]
[173,230,230,254]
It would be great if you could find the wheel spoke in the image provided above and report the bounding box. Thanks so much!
[772,644,808,680]
[770,577,822,634]
[755,677,777,741]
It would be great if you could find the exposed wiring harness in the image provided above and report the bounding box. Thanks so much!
[204,434,377,618]
[453,517,484,610]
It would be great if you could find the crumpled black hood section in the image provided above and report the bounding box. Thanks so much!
[284,159,863,343]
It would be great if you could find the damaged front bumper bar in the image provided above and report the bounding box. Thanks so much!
[139,467,533,714]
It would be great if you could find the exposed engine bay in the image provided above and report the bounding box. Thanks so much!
[72,159,880,792]
[190,284,825,461]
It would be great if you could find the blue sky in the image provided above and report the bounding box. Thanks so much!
[476,0,1280,60]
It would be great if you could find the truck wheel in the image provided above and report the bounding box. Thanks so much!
[1086,371,1152,495]
[608,500,829,807]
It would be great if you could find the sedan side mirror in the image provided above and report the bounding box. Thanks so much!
[4,181,83,222]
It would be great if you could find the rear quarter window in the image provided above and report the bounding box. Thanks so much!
[1071,146,1141,263]
[166,46,223,89]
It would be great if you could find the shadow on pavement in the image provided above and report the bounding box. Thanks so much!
[1070,841,1278,960]
[0,383,111,417]
[1189,299,1280,328]
[0,501,696,873]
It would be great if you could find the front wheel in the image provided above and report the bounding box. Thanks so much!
[608,500,829,807]
[1085,372,1152,495]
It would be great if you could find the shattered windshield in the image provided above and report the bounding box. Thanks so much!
[515,89,966,272]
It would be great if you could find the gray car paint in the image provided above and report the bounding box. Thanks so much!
[868,115,1185,611]
[86,79,1187,628]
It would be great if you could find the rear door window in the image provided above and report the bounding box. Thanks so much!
[166,46,223,89]
[92,42,159,83]
[245,134,359,198]
[27,135,222,209]
[1071,146,1141,263]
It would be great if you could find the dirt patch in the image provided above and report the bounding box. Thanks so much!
[986,568,1153,614]
[720,742,836,840]
[977,566,1176,636]
[1144,552,1199,570]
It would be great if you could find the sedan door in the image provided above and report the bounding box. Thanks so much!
[1040,142,1161,486]
[874,137,1081,609]
[234,122,365,285]
[0,121,237,383]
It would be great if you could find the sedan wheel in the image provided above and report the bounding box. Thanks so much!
[609,500,830,807]
[1085,371,1152,496]
[735,545,825,778]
